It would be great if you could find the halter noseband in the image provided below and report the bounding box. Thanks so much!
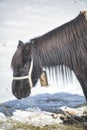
[13,58,33,88]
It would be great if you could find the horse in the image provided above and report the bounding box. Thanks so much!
[11,10,87,101]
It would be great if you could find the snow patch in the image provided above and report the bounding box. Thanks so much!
[12,108,63,126]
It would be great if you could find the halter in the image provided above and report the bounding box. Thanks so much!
[13,58,33,88]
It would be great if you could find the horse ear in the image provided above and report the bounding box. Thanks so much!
[17,40,24,48]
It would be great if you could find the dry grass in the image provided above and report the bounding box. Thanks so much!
[0,119,86,130]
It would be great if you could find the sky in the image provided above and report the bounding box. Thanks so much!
[0,0,87,46]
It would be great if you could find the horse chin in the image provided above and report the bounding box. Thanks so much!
[13,89,31,99]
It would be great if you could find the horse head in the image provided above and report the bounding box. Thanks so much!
[11,40,42,99]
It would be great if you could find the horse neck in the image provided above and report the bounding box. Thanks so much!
[33,14,87,69]
[34,38,65,67]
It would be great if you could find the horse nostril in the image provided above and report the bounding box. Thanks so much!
[13,91,22,99]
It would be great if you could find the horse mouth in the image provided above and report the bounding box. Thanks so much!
[13,90,30,99]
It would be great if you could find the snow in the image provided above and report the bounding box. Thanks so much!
[12,108,62,126]
[0,0,87,128]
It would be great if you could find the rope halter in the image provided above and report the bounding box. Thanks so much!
[13,58,33,88]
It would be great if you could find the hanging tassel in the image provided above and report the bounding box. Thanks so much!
[40,71,48,87]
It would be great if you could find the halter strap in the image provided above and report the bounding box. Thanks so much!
[13,58,33,88]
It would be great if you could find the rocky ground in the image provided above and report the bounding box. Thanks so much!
[0,105,87,130]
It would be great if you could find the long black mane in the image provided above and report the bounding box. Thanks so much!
[29,13,87,73]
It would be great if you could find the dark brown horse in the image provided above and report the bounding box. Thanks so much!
[11,11,87,101]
